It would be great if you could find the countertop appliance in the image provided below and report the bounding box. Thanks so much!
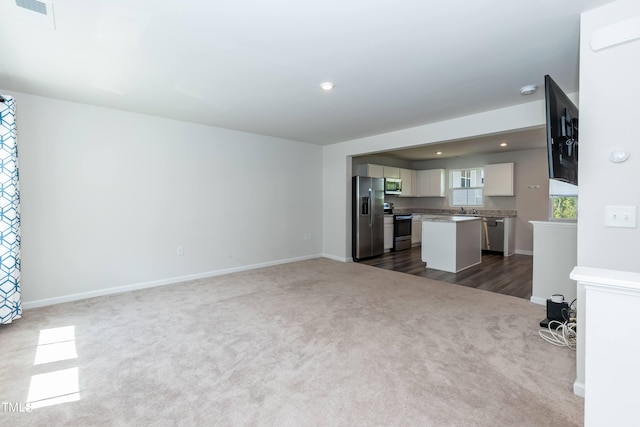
[383,202,394,214]
[482,217,504,253]
[393,214,412,252]
[352,176,385,261]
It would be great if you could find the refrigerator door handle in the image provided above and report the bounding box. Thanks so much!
[368,188,373,227]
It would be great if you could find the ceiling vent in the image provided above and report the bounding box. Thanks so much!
[16,0,47,14]
[15,0,55,29]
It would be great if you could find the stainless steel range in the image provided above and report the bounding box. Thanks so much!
[393,214,412,251]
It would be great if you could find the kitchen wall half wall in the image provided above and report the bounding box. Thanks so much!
[354,147,550,253]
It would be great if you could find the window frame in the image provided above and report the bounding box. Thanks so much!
[550,196,578,220]
[549,179,578,220]
[449,167,484,207]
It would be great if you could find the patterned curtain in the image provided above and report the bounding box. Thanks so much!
[0,95,21,324]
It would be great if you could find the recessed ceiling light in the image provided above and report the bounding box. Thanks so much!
[436,151,443,155]
[500,142,508,147]
[520,85,537,95]
[320,82,335,91]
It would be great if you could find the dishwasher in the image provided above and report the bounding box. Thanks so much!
[482,217,504,253]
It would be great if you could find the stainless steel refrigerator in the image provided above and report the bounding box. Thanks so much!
[352,176,385,261]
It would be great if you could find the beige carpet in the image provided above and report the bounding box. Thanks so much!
[0,258,582,426]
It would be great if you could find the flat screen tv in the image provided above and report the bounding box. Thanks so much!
[544,74,578,186]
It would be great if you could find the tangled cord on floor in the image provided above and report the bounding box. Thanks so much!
[539,320,577,349]
[539,298,577,349]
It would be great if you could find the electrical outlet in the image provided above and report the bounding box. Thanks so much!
[177,246,184,256]
[303,233,312,240]
[605,206,637,228]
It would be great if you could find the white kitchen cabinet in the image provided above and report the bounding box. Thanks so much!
[384,216,394,251]
[384,166,400,179]
[416,169,445,197]
[411,214,422,245]
[484,162,514,196]
[357,163,384,178]
[503,217,516,256]
[399,168,416,197]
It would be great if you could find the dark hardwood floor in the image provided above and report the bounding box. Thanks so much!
[358,246,533,300]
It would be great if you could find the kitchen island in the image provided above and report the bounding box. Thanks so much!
[422,216,482,273]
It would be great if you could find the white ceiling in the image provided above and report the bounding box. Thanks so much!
[0,0,614,152]
[380,127,548,162]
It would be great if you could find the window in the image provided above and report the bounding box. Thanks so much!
[549,179,578,220]
[449,167,483,206]
[551,196,578,219]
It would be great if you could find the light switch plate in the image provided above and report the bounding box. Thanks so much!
[605,206,637,228]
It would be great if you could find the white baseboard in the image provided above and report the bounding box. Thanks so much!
[530,296,547,306]
[573,381,585,398]
[22,253,323,310]
[516,249,533,256]
[322,253,351,263]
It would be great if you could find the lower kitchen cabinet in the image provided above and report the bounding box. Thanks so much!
[384,216,394,250]
[411,214,422,246]
[503,217,516,256]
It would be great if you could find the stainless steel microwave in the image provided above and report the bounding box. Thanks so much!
[385,178,402,194]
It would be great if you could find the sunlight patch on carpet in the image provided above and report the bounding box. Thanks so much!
[27,326,81,409]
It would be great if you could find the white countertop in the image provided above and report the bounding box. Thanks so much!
[423,215,482,223]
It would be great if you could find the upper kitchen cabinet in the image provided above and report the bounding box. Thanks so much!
[416,169,445,197]
[357,163,384,178]
[399,168,416,197]
[484,163,514,196]
[383,166,400,179]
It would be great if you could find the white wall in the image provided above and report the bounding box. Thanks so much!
[574,0,640,402]
[322,101,550,261]
[8,91,323,305]
[578,1,640,271]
